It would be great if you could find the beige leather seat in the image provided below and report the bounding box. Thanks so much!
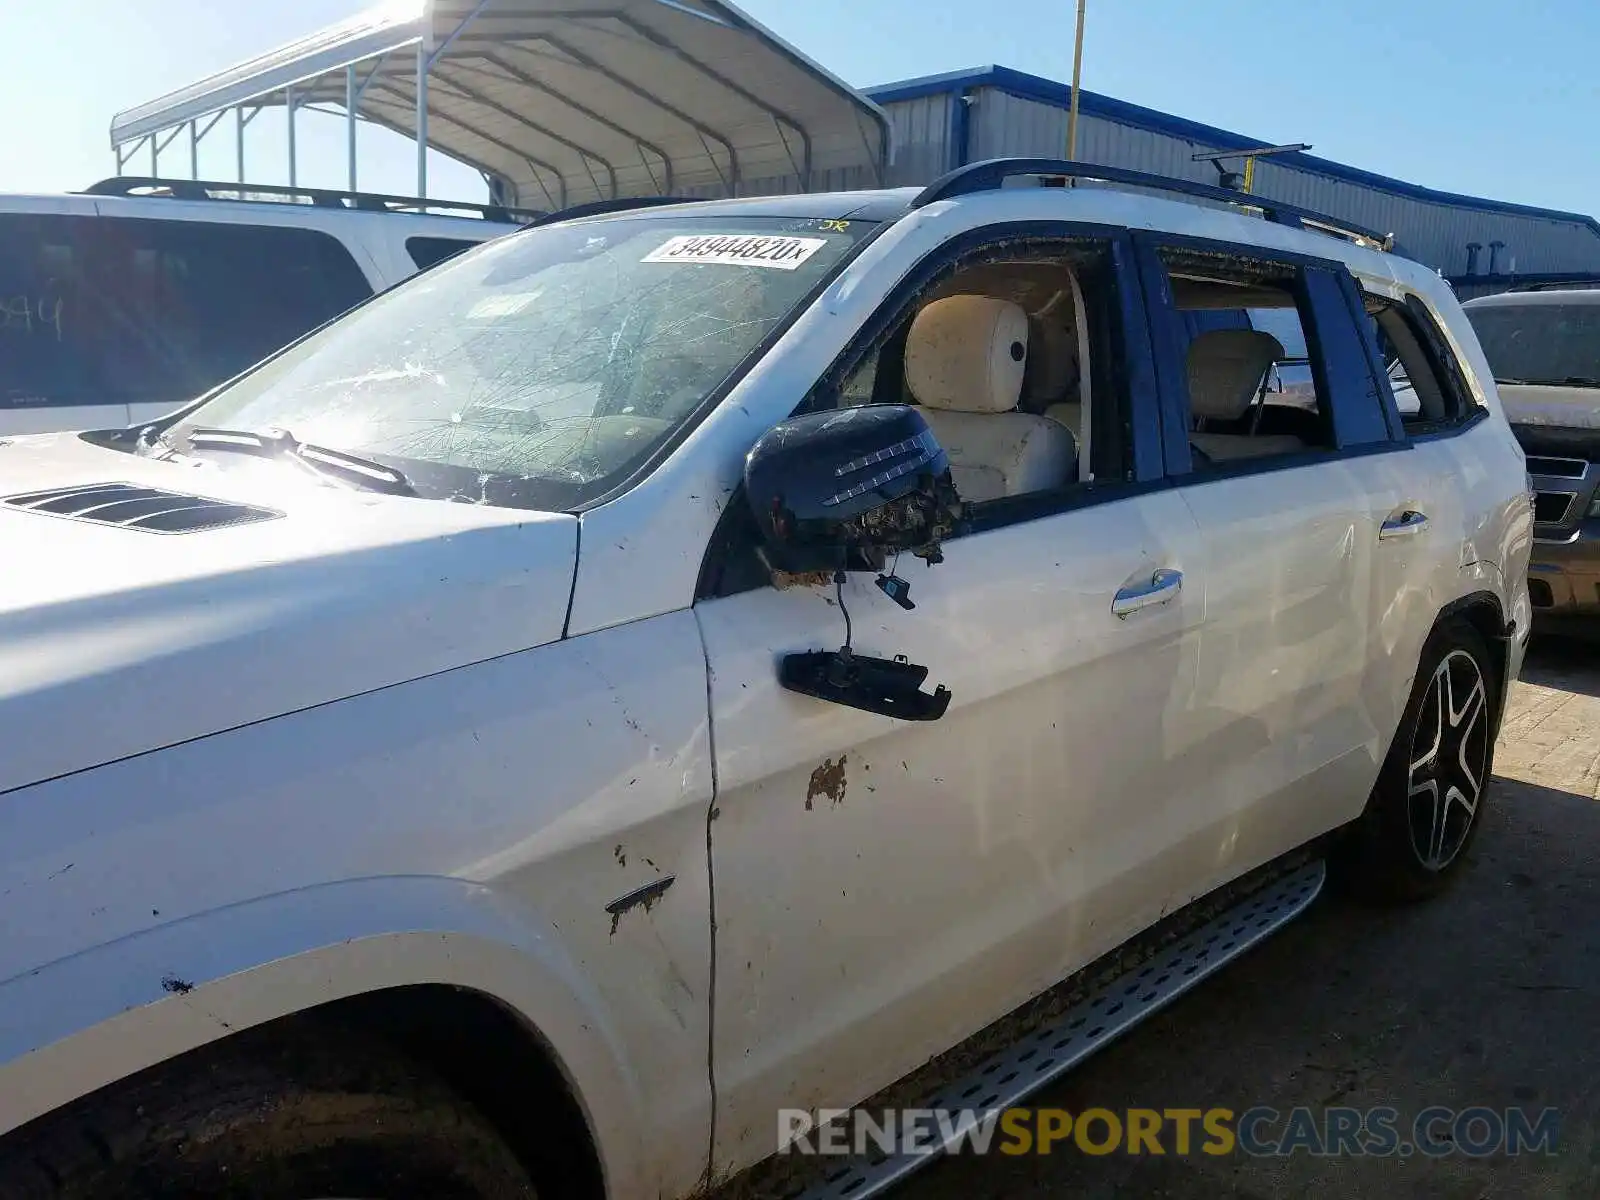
[904,295,1077,503]
[1185,329,1306,462]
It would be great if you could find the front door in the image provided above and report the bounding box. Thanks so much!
[697,229,1206,1174]
[698,490,1203,1170]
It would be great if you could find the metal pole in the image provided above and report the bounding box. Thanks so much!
[286,86,297,187]
[189,120,199,178]
[416,41,429,196]
[150,135,158,176]
[346,65,359,192]
[1066,0,1087,160]
[237,106,246,182]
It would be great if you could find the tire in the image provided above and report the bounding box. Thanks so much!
[0,1024,537,1200]
[1335,616,1498,903]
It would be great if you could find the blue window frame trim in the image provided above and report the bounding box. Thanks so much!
[1340,271,1410,443]
[1300,266,1395,449]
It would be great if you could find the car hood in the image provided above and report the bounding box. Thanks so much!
[0,434,578,795]
[1498,383,1600,431]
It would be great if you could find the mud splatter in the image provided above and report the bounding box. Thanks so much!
[806,754,849,810]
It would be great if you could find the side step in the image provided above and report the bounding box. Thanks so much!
[738,859,1326,1200]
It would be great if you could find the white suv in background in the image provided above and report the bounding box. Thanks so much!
[0,177,528,436]
[0,160,1532,1200]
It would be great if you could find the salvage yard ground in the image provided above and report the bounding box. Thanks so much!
[902,634,1600,1200]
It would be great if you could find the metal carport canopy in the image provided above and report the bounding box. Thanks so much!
[109,0,892,211]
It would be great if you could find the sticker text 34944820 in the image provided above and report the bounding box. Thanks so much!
[642,234,830,270]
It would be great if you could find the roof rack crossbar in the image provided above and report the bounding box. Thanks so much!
[911,158,1397,252]
[80,176,546,223]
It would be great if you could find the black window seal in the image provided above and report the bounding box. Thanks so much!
[1170,438,1409,490]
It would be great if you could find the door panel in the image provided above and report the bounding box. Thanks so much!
[1340,444,1460,777]
[1175,461,1383,878]
[699,490,1205,1173]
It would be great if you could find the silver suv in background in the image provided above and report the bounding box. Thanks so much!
[1463,287,1600,624]
[0,177,528,437]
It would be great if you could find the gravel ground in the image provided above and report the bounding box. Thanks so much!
[897,633,1600,1199]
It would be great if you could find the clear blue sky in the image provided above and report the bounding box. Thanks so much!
[2,0,1595,217]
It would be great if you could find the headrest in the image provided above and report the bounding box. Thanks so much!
[905,295,1030,414]
[1023,314,1078,405]
[1185,329,1284,421]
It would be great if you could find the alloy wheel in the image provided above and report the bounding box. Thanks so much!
[1406,648,1490,872]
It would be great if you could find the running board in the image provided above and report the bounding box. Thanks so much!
[755,860,1326,1200]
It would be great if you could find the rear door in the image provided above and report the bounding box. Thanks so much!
[1136,235,1406,879]
[1351,289,1496,732]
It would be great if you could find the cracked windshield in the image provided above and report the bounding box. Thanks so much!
[171,215,873,508]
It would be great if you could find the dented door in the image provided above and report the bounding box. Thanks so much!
[697,489,1205,1175]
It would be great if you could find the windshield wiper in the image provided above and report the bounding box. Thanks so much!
[1496,376,1600,388]
[185,427,415,496]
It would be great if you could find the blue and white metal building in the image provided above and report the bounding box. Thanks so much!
[862,66,1600,290]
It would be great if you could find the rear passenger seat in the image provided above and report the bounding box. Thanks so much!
[1185,329,1306,462]
[1045,402,1082,436]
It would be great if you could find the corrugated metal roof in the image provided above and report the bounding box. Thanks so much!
[109,0,890,210]
[866,64,1600,280]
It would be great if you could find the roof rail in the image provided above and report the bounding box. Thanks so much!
[80,177,545,224]
[911,158,1399,253]
[1505,276,1600,293]
[527,195,696,227]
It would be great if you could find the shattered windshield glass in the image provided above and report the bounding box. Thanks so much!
[171,213,875,509]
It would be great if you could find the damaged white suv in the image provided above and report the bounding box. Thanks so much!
[0,160,1532,1200]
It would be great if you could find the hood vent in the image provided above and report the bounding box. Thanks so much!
[3,482,282,534]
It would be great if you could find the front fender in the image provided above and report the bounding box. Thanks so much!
[0,875,648,1199]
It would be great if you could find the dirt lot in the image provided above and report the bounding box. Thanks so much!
[900,633,1600,1199]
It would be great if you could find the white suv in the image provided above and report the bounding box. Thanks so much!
[0,177,526,437]
[0,160,1533,1200]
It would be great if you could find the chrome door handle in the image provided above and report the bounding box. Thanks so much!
[1112,568,1183,618]
[1380,510,1429,541]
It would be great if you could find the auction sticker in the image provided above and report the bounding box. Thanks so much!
[642,233,829,270]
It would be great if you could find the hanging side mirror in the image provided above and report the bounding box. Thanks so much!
[744,405,959,722]
[743,404,959,575]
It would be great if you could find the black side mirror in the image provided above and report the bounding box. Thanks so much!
[744,404,958,575]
